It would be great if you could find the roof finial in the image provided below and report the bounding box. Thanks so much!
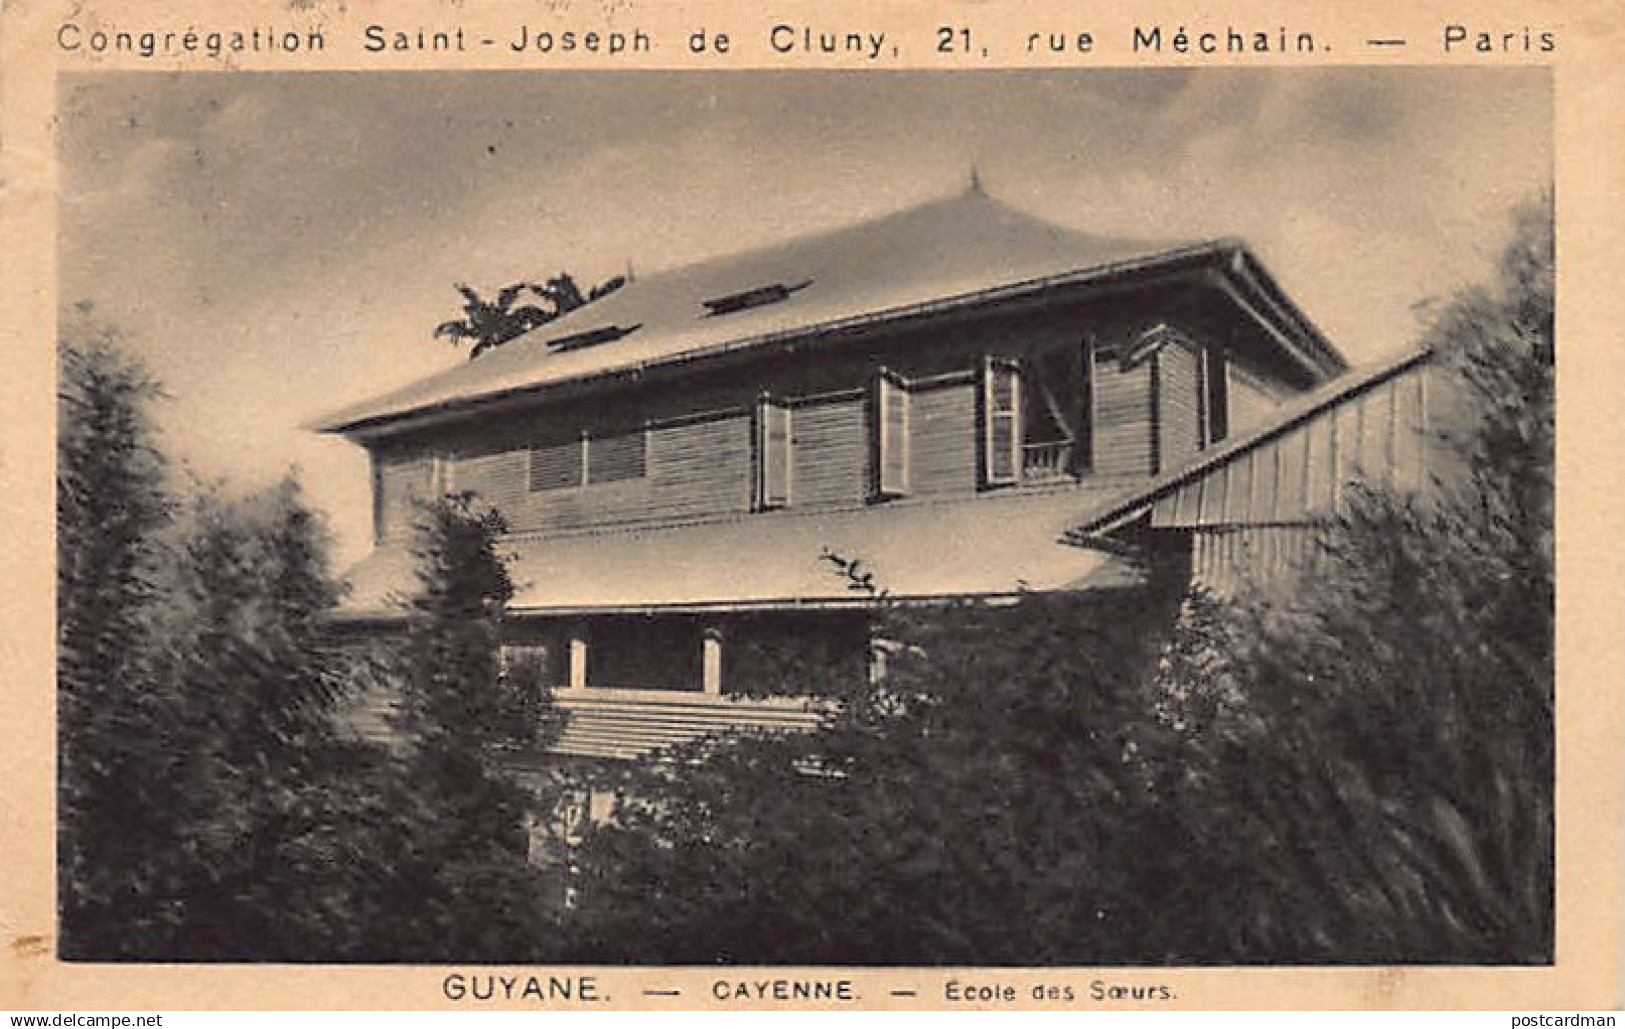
[969,164,984,195]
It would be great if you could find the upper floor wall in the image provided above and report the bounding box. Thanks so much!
[367,294,1305,543]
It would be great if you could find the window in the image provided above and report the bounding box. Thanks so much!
[500,642,564,685]
[1199,346,1230,448]
[702,279,811,317]
[547,323,642,353]
[428,453,454,495]
[755,398,792,509]
[529,434,585,491]
[982,358,1021,487]
[873,371,910,498]
[529,426,646,491]
[588,427,647,484]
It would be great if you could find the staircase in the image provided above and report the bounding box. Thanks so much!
[550,691,825,761]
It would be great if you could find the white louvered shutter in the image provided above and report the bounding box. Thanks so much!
[983,359,1021,486]
[757,399,791,509]
[875,374,909,497]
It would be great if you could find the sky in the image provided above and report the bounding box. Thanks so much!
[58,68,1551,567]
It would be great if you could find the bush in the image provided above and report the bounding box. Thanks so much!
[563,198,1553,965]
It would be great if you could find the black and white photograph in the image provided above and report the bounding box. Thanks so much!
[52,64,1557,973]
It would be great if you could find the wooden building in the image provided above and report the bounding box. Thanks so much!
[1070,346,1436,596]
[316,185,1368,761]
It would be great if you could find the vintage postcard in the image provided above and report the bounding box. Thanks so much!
[1,0,1621,1012]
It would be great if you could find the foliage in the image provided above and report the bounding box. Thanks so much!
[56,316,374,958]
[339,492,564,962]
[57,324,562,961]
[56,321,177,958]
[434,274,627,359]
[1153,195,1555,963]
[562,198,1554,965]
[565,584,1196,965]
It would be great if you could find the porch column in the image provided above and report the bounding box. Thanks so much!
[868,632,895,685]
[702,626,724,696]
[567,624,589,692]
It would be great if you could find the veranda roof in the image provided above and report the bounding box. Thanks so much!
[335,484,1142,621]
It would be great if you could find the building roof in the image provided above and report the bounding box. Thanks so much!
[316,188,1345,436]
[334,485,1143,621]
[1069,346,1435,538]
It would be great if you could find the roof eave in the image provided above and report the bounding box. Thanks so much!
[315,240,1346,440]
[1216,243,1348,379]
[312,242,1251,440]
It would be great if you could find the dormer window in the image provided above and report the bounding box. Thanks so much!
[547,324,641,353]
[702,279,811,317]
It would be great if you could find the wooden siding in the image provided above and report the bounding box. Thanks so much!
[369,307,1303,537]
[551,693,822,761]
[1093,356,1156,477]
[1157,342,1203,470]
[334,673,820,762]
[647,413,755,522]
[376,450,432,541]
[1151,358,1430,530]
[1190,526,1319,595]
[1228,361,1287,434]
[448,412,754,535]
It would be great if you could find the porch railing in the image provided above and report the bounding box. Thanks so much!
[1021,440,1074,482]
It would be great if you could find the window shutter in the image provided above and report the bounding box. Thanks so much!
[587,428,647,484]
[428,453,454,496]
[379,452,434,537]
[983,359,1021,486]
[874,373,910,498]
[756,398,792,509]
[529,435,585,491]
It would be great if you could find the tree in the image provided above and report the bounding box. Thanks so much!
[562,197,1555,965]
[344,493,564,961]
[57,321,567,962]
[56,318,178,958]
[565,582,1194,965]
[1172,196,1553,963]
[434,273,627,360]
[138,477,365,959]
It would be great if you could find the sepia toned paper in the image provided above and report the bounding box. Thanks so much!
[2,0,1621,1011]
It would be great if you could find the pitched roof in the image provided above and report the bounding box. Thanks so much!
[333,484,1143,620]
[316,188,1343,435]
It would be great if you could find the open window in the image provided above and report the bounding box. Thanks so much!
[872,371,910,499]
[982,342,1095,487]
[1198,345,1229,448]
[755,397,792,510]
